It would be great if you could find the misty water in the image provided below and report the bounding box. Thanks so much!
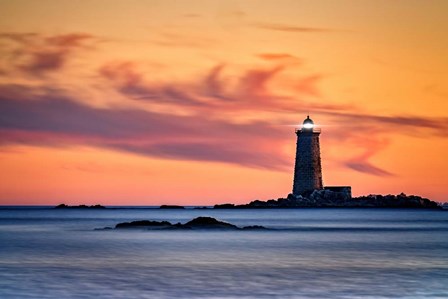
[0,207,447,299]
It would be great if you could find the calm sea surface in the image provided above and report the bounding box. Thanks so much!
[0,207,447,299]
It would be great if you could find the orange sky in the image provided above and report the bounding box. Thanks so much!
[0,0,447,205]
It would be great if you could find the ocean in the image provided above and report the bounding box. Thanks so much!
[0,207,447,299]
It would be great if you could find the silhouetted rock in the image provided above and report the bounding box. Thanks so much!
[159,205,185,209]
[166,222,192,230]
[109,217,267,230]
[115,220,172,228]
[352,193,440,209]
[213,203,235,209]
[183,217,238,229]
[55,204,106,209]
[214,191,441,209]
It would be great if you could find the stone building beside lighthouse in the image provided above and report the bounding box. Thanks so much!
[292,115,351,198]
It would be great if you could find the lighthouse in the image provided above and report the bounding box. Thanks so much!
[292,115,323,195]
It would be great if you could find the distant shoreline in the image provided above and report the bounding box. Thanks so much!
[0,193,446,210]
[1,206,446,210]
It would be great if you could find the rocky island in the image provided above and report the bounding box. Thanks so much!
[214,191,441,209]
[217,116,442,210]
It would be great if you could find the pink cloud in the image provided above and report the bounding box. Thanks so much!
[0,32,96,75]
[1,45,447,175]
[0,86,290,170]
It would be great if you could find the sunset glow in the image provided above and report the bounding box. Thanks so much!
[0,0,447,205]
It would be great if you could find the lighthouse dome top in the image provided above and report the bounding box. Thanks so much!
[302,115,314,129]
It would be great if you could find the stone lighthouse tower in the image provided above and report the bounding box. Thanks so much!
[292,115,323,195]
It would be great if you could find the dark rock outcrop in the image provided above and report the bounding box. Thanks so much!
[214,203,235,209]
[159,205,185,209]
[351,193,440,209]
[55,204,106,209]
[182,217,238,229]
[112,217,267,230]
[214,191,441,209]
[115,220,172,229]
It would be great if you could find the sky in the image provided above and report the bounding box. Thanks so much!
[0,0,447,205]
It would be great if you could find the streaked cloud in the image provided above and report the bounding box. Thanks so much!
[252,22,334,33]
[0,85,290,170]
[345,161,394,177]
[150,32,217,48]
[1,32,447,177]
[257,53,301,62]
[0,32,97,75]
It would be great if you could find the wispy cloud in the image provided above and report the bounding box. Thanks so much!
[252,23,335,33]
[256,53,301,62]
[0,85,290,170]
[0,32,39,43]
[322,111,448,176]
[345,161,394,177]
[328,112,448,137]
[343,136,394,177]
[0,32,97,76]
[150,32,217,48]
[1,45,447,175]
[99,61,209,106]
[97,60,448,176]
